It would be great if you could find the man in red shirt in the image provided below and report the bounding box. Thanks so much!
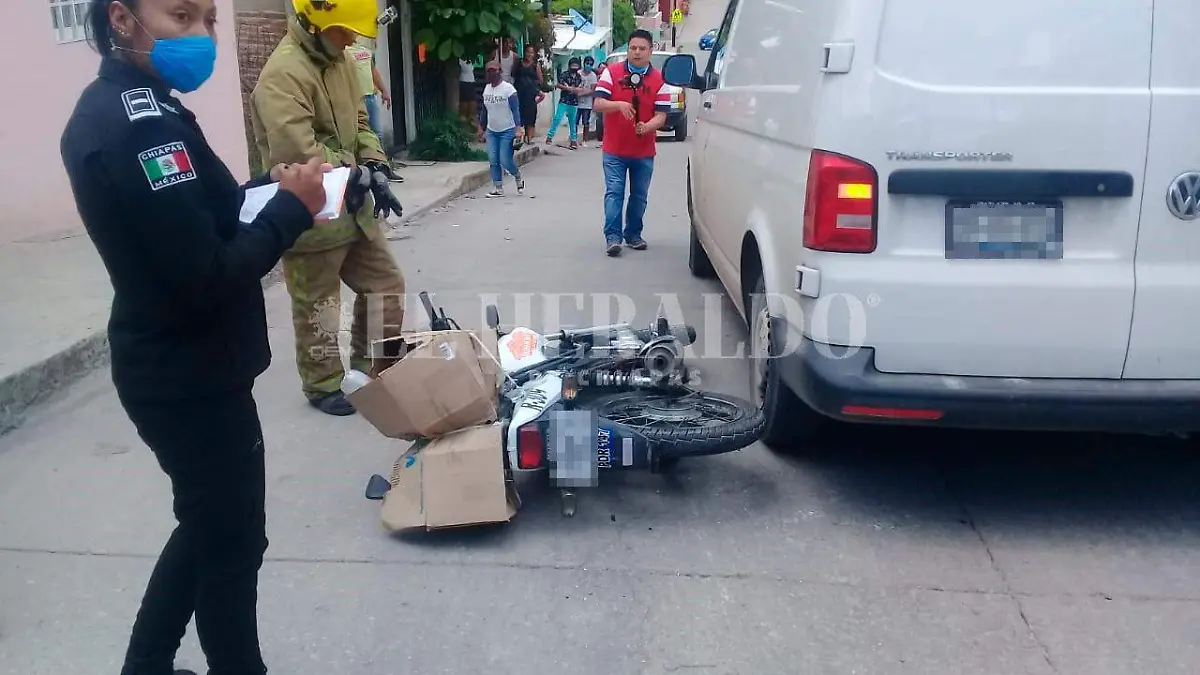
[593,30,672,256]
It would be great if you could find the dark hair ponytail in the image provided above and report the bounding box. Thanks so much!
[86,0,137,57]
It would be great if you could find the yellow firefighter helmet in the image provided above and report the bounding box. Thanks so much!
[292,0,380,39]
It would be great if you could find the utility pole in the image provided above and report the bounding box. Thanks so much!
[670,0,677,48]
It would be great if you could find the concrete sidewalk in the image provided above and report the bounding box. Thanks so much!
[0,146,540,435]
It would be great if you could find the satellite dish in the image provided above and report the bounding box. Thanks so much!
[567,8,596,34]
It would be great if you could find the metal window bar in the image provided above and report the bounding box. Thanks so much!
[51,0,90,44]
[410,45,446,133]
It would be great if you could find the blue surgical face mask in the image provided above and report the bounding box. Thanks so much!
[626,61,649,75]
[121,14,217,93]
[150,35,217,93]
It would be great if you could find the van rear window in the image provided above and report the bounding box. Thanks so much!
[875,1,1152,88]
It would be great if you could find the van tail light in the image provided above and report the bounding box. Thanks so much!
[803,150,878,253]
[516,423,544,469]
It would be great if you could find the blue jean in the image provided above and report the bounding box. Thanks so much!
[486,127,520,186]
[602,152,655,243]
[364,94,382,138]
[548,102,579,142]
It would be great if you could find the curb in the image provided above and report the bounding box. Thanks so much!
[0,147,542,437]
[0,270,285,437]
[388,145,542,232]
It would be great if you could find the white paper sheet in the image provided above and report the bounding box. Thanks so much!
[238,166,352,224]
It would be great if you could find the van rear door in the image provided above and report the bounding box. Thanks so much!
[811,0,1153,378]
[1122,0,1200,378]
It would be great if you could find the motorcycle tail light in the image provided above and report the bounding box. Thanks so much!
[517,423,544,470]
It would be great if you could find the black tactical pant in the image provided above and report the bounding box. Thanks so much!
[118,387,269,675]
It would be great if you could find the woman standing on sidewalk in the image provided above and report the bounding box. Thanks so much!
[512,43,544,142]
[60,1,329,674]
[480,62,526,197]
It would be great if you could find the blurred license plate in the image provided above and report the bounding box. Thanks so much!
[945,201,1063,260]
[548,409,598,488]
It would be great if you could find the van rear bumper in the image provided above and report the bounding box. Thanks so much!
[777,325,1200,434]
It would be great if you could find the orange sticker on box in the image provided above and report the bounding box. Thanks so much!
[505,328,539,360]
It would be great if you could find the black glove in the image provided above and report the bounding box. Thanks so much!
[364,161,404,220]
[365,160,402,182]
[345,165,372,216]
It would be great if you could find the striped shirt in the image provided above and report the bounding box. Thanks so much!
[593,61,672,158]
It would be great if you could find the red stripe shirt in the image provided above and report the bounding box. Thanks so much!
[594,62,672,159]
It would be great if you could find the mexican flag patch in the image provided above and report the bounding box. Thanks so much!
[138,142,196,191]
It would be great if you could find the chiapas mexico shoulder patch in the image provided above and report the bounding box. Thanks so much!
[139,142,197,191]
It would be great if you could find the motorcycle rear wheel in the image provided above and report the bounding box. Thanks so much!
[591,390,765,458]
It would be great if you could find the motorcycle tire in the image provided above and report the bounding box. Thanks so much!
[589,390,765,459]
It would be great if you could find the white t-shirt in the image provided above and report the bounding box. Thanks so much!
[577,71,598,109]
[482,81,519,132]
[459,60,475,83]
[498,50,515,83]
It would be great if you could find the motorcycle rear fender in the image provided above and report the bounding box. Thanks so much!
[506,372,564,470]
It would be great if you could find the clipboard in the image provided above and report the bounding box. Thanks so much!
[238,166,353,224]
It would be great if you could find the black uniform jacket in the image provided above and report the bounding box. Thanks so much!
[61,57,314,402]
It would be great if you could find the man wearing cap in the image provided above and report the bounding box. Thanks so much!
[251,0,408,416]
[480,62,526,197]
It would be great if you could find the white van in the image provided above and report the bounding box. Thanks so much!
[663,0,1200,447]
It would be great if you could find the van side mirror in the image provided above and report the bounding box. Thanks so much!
[663,54,705,90]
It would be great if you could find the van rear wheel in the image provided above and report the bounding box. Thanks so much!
[749,274,827,450]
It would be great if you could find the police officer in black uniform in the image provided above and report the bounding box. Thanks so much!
[60,1,332,674]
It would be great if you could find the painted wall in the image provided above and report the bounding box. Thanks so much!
[1,0,250,244]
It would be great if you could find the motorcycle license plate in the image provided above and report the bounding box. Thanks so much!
[547,410,599,487]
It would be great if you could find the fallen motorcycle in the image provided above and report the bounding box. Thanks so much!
[366,292,766,516]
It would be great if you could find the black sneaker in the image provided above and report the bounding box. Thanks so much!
[309,391,357,416]
[626,238,648,250]
[606,240,622,257]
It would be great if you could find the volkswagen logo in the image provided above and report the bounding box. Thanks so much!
[1167,172,1200,221]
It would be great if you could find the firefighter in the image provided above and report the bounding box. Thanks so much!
[251,0,407,416]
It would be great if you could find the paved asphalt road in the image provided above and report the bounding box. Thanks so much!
[5,11,1200,675]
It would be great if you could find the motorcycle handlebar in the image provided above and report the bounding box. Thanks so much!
[547,323,697,346]
[419,291,437,324]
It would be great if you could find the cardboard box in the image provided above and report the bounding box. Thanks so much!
[348,329,501,439]
[380,424,519,531]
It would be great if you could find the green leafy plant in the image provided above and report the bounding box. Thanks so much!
[409,113,489,162]
[527,11,557,52]
[412,0,527,62]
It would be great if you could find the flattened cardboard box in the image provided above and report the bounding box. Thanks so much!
[381,424,518,531]
[348,329,501,439]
